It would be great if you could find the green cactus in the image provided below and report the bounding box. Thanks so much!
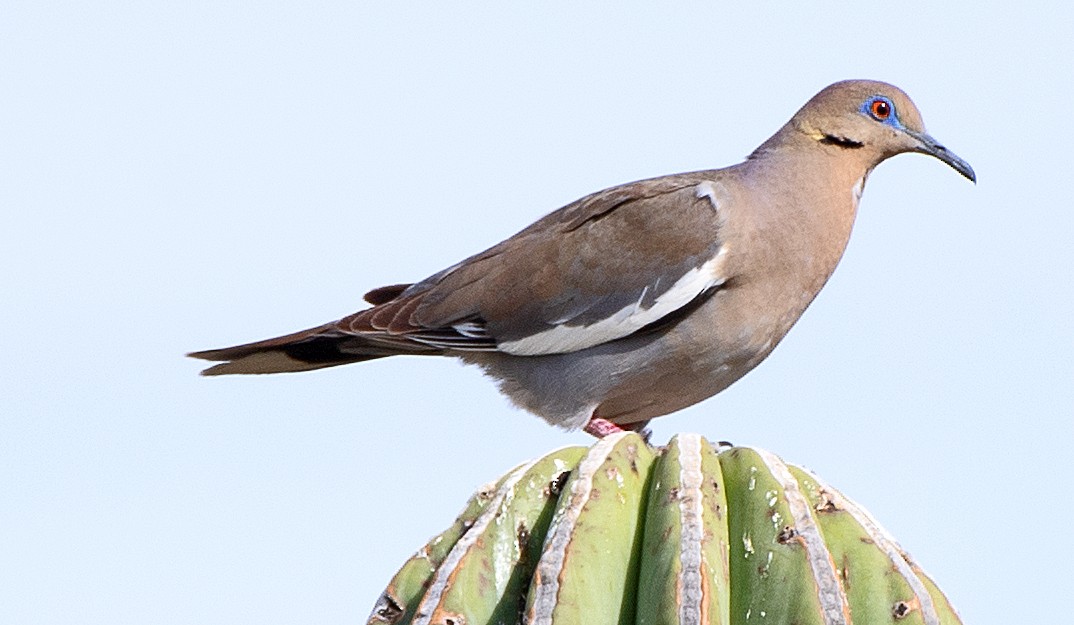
[368,433,961,625]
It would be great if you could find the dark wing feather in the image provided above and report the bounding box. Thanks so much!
[190,170,731,373]
[363,283,412,305]
[337,170,729,351]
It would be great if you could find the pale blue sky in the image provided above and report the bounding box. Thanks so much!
[3,3,1071,624]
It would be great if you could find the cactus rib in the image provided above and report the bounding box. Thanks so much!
[800,468,956,625]
[752,447,851,625]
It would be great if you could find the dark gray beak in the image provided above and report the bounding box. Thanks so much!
[906,129,976,183]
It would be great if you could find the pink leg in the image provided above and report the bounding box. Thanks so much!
[583,416,626,438]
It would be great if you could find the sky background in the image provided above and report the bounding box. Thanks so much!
[3,2,1071,624]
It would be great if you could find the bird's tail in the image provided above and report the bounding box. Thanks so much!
[187,323,437,376]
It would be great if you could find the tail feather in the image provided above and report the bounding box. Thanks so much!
[188,323,438,376]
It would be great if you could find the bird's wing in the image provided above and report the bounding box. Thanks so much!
[339,172,734,356]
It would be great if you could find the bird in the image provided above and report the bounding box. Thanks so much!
[189,79,975,438]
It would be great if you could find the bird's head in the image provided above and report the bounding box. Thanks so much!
[785,79,976,182]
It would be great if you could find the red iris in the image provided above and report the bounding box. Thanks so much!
[870,99,892,120]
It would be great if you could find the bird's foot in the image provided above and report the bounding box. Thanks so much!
[582,417,626,438]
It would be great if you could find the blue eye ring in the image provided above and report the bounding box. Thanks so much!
[865,96,894,122]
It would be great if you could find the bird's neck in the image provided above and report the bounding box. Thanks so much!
[738,136,872,297]
[748,125,881,196]
[745,139,873,222]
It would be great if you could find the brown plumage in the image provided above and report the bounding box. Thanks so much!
[190,80,975,434]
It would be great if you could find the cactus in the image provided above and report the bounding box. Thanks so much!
[368,433,961,625]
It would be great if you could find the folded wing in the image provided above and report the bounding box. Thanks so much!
[189,172,732,374]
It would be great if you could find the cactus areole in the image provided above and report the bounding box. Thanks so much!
[368,433,962,625]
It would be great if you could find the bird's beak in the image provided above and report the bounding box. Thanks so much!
[905,129,976,183]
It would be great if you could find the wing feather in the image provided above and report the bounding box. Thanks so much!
[191,171,736,374]
[328,171,732,355]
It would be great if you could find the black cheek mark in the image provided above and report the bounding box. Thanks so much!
[820,135,865,149]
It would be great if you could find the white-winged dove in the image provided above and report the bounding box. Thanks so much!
[190,80,975,437]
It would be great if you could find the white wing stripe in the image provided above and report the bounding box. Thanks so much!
[451,320,489,338]
[695,180,725,214]
[499,247,729,356]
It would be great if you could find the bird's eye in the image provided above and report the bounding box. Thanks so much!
[869,99,892,120]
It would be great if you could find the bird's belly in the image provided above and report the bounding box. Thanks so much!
[460,287,803,430]
[593,302,781,425]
